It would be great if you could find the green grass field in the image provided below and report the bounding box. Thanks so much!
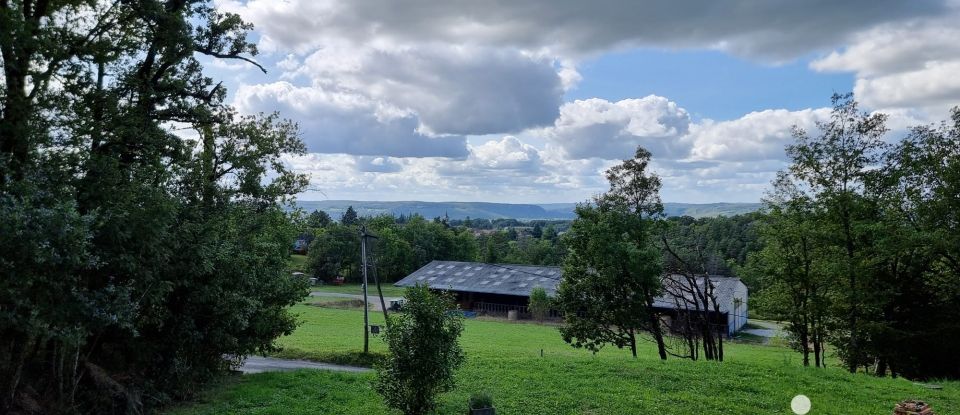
[309,283,407,298]
[167,301,960,415]
[288,254,309,272]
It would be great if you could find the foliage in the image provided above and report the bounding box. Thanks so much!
[468,391,494,409]
[307,209,333,228]
[528,286,552,322]
[341,206,359,225]
[744,185,832,367]
[307,224,361,282]
[752,94,960,379]
[375,284,465,415]
[557,147,667,359]
[0,1,307,412]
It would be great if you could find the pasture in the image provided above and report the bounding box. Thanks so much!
[167,301,960,414]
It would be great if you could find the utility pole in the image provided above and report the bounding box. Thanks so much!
[360,225,370,354]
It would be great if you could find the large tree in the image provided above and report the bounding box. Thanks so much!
[785,93,887,373]
[556,146,667,359]
[0,1,307,412]
[746,175,832,367]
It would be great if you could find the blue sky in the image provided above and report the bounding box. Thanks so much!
[568,49,854,121]
[213,0,960,204]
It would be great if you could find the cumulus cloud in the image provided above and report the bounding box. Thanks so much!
[233,82,469,158]
[688,108,830,161]
[219,0,943,60]
[541,96,691,159]
[811,13,960,114]
[212,0,959,203]
[468,136,542,171]
[298,44,564,136]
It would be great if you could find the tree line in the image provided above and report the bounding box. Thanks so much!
[743,94,960,379]
[300,209,568,283]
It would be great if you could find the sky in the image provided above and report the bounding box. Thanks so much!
[207,0,960,204]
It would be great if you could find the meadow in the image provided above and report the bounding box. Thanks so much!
[167,300,960,415]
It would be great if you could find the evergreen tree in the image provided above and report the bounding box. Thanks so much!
[341,205,359,225]
[307,209,333,228]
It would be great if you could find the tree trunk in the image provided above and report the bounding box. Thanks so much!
[629,329,637,358]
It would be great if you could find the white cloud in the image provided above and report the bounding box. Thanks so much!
[811,13,960,114]
[233,82,469,158]
[541,96,691,159]
[212,0,960,203]
[688,108,830,162]
[468,136,542,171]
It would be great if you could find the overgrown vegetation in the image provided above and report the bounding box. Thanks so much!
[0,2,306,413]
[745,95,960,379]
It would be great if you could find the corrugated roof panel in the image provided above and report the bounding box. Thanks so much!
[394,261,744,312]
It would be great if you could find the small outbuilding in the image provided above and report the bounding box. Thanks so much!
[394,260,748,336]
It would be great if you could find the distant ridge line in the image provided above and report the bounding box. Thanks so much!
[291,200,761,220]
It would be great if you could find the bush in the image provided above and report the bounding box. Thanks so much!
[469,391,494,409]
[528,286,552,322]
[375,284,465,415]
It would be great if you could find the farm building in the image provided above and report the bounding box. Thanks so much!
[394,260,748,336]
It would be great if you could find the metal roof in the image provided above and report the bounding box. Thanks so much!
[394,261,746,314]
[394,260,561,297]
[656,274,745,314]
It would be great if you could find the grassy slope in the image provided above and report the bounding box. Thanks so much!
[168,303,960,415]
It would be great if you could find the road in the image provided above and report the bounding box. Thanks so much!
[742,320,785,343]
[237,356,371,374]
[309,291,402,311]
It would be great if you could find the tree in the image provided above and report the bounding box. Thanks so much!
[531,223,543,238]
[542,225,559,242]
[529,286,552,322]
[307,209,332,228]
[556,204,663,359]
[745,176,831,367]
[375,284,465,415]
[307,224,361,282]
[556,146,667,360]
[863,107,960,379]
[785,93,887,373]
[341,205,359,225]
[0,1,307,412]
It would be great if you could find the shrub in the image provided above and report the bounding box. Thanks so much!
[469,391,494,409]
[528,286,552,322]
[375,284,465,415]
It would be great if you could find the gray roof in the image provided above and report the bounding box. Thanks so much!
[656,274,746,314]
[395,261,746,314]
[394,260,561,297]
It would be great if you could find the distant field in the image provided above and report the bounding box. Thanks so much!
[288,254,308,272]
[309,283,407,298]
[167,302,959,415]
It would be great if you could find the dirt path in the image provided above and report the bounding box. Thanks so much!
[308,291,402,311]
[238,356,372,374]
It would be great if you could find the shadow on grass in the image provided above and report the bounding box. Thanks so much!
[271,349,386,368]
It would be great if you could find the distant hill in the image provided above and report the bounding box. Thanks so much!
[293,200,762,220]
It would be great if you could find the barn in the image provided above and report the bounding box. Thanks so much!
[394,260,748,336]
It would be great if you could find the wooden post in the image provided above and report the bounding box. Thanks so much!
[361,226,369,354]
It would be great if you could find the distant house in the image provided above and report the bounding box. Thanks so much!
[394,260,748,336]
[292,233,312,254]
